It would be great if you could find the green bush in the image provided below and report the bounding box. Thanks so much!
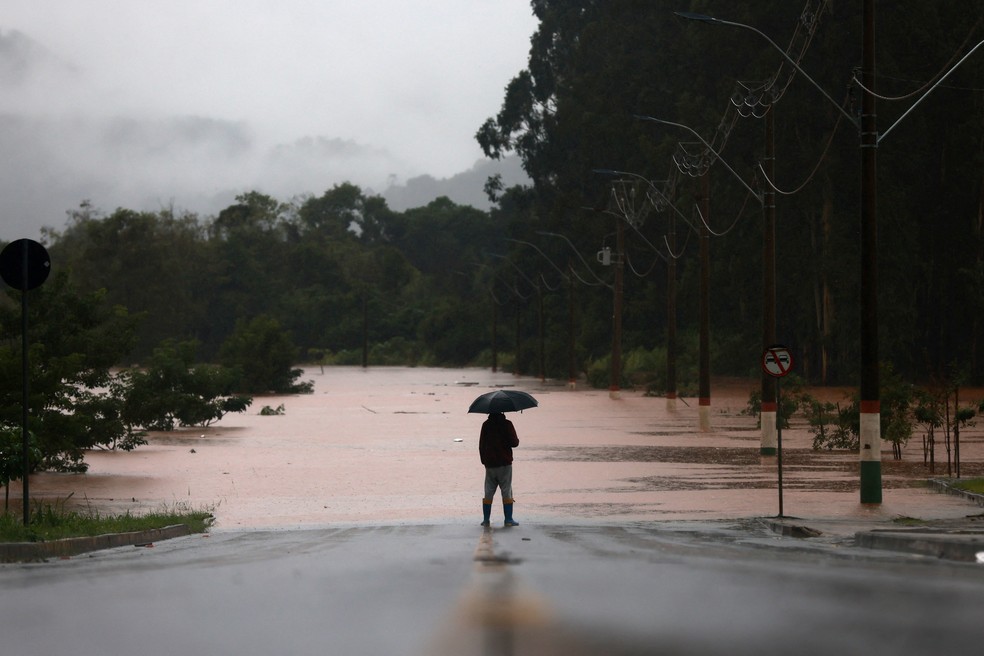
[123,339,252,430]
[220,315,312,393]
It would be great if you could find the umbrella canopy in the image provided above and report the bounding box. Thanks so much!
[468,389,538,414]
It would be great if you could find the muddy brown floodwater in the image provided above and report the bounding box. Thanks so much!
[24,367,984,529]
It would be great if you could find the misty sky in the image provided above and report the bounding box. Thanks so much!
[1,1,536,239]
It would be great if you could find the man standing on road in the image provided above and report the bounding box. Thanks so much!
[479,412,520,527]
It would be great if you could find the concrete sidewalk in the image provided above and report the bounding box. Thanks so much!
[762,479,984,562]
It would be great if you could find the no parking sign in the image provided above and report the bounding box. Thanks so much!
[762,345,792,378]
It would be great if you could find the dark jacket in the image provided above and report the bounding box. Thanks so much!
[479,413,519,467]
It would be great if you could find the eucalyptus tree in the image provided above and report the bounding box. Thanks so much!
[480,0,984,385]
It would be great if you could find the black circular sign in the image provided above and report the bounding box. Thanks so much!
[0,239,51,291]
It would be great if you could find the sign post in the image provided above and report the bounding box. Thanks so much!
[762,345,793,518]
[0,239,52,526]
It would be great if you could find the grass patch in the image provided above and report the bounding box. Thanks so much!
[949,478,984,495]
[891,516,927,526]
[0,500,213,543]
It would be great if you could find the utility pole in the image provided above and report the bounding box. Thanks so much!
[514,295,522,376]
[699,172,711,431]
[610,214,624,399]
[361,292,368,369]
[666,211,678,411]
[568,259,577,388]
[761,107,778,455]
[491,296,498,373]
[537,280,545,382]
[859,0,882,503]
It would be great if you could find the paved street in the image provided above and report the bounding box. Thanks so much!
[3,520,984,655]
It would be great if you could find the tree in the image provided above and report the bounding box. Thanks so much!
[47,205,211,360]
[0,271,141,471]
[219,315,311,394]
[479,1,984,385]
[122,339,252,431]
[0,428,40,510]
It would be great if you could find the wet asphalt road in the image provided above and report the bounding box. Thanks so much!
[2,521,984,656]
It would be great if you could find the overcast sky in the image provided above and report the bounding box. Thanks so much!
[1,1,537,239]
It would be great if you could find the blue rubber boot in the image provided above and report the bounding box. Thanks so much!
[503,498,518,527]
[481,499,492,527]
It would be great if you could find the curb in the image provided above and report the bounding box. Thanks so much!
[759,518,823,538]
[854,530,984,562]
[928,478,984,507]
[0,524,193,563]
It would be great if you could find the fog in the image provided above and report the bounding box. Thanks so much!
[1,1,535,239]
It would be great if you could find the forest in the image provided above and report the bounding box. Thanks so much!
[3,0,984,405]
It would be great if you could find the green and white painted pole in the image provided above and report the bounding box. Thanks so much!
[859,0,882,504]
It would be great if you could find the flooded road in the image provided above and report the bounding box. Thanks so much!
[10,368,984,656]
[27,367,984,528]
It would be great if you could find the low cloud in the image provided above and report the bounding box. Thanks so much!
[0,14,533,240]
[0,110,530,239]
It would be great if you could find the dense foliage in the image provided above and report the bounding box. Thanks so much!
[0,276,257,473]
[480,0,984,386]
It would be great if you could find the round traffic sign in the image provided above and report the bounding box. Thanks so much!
[0,239,51,291]
[762,345,793,378]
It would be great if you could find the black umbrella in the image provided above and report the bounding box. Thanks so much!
[468,390,539,414]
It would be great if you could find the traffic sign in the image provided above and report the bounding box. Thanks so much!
[762,345,793,378]
[0,239,51,291]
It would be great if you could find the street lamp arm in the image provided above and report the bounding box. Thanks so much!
[634,116,764,203]
[876,37,984,144]
[674,11,859,129]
